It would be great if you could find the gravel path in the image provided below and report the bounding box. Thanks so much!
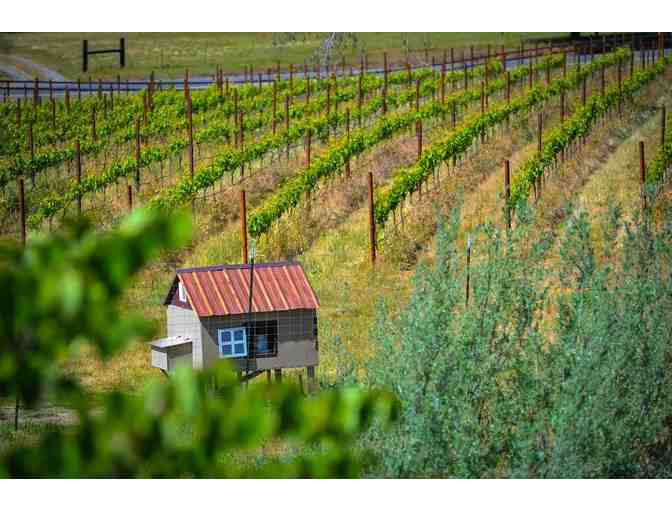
[0,61,32,81]
[11,55,67,81]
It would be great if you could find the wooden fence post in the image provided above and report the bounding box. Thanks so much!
[368,172,376,265]
[127,184,133,211]
[82,39,88,72]
[120,37,126,68]
[240,190,248,264]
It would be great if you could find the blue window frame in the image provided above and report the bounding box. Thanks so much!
[218,327,247,358]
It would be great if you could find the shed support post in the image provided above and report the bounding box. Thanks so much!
[306,366,317,394]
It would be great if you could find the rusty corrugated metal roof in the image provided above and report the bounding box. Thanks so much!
[164,261,319,317]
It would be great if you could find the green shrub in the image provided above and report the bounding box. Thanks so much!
[363,202,672,478]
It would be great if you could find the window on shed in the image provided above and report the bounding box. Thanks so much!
[248,320,278,357]
[218,327,247,358]
[178,281,187,302]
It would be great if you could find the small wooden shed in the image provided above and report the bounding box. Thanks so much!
[150,261,320,384]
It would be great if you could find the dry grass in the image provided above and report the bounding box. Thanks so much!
[0,33,566,80]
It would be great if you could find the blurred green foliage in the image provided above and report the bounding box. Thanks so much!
[0,209,398,477]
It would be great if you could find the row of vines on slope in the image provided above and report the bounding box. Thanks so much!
[3,58,500,191]
[508,54,671,206]
[371,49,633,227]
[26,56,545,227]
[238,54,569,237]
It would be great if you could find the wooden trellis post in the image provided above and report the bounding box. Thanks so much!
[600,66,605,96]
[661,106,667,146]
[76,139,82,216]
[465,237,472,306]
[368,172,376,265]
[415,79,420,112]
[17,177,26,246]
[416,119,423,160]
[639,140,647,211]
[91,106,97,142]
[504,160,511,233]
[345,108,351,178]
[272,80,277,135]
[239,111,245,177]
[305,130,311,168]
[285,95,290,161]
[127,185,133,211]
[187,95,194,184]
[135,118,141,192]
[440,62,446,105]
[28,122,34,187]
[240,190,248,264]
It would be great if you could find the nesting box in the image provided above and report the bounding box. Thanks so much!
[150,261,319,383]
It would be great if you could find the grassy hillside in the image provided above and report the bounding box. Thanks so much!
[0,32,568,80]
